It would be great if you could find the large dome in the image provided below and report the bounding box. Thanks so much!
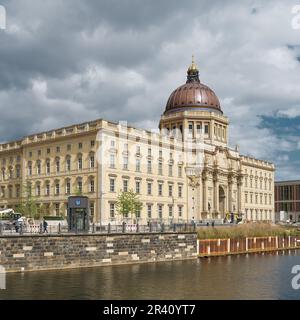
[164,59,222,115]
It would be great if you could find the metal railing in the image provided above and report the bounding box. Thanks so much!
[0,221,197,236]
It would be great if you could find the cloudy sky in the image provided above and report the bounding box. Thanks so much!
[0,0,300,180]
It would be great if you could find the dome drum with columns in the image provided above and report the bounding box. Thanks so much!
[160,57,228,147]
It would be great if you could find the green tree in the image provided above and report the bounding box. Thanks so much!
[16,183,39,219]
[116,190,143,222]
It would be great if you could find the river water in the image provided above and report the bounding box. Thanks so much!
[1,250,299,300]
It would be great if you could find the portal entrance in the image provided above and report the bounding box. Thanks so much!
[67,196,90,233]
[219,186,226,217]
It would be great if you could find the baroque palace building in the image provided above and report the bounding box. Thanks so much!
[0,59,275,224]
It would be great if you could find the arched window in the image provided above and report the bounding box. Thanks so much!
[46,159,51,175]
[65,178,71,195]
[89,176,95,193]
[27,161,32,176]
[90,152,95,169]
[55,157,60,173]
[36,160,41,175]
[66,155,71,171]
[77,154,83,170]
[76,177,83,193]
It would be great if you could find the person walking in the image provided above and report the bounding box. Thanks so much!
[43,218,48,233]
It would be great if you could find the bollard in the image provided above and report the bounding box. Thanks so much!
[108,223,111,234]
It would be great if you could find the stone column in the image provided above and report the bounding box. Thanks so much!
[228,180,232,213]
[237,180,242,213]
[202,177,208,213]
[213,178,219,214]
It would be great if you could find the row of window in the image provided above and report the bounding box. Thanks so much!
[244,177,272,191]
[245,192,273,205]
[109,154,183,177]
[27,140,95,158]
[244,209,273,221]
[0,178,95,198]
[109,203,184,219]
[109,178,183,197]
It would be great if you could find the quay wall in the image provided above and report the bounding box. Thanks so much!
[0,232,198,273]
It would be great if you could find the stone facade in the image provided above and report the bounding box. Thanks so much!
[0,232,197,272]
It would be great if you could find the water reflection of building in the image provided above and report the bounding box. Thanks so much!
[0,58,275,224]
[275,180,300,222]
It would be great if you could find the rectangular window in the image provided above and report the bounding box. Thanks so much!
[90,203,94,218]
[178,166,182,178]
[148,148,152,156]
[90,180,95,193]
[90,155,95,168]
[55,204,60,216]
[46,184,50,196]
[78,142,82,149]
[123,157,128,170]
[158,161,163,175]
[169,206,173,218]
[178,185,182,198]
[205,124,209,134]
[67,144,71,151]
[77,181,83,193]
[168,164,173,177]
[78,158,82,170]
[37,162,41,175]
[136,181,140,194]
[147,205,152,218]
[56,160,60,173]
[168,185,173,197]
[158,183,163,196]
[158,205,163,219]
[188,122,193,135]
[66,182,71,195]
[110,179,115,192]
[28,164,32,176]
[66,158,71,171]
[110,203,115,218]
[47,148,50,154]
[147,160,152,174]
[147,182,152,195]
[110,154,115,169]
[56,146,60,153]
[135,181,141,193]
[123,180,128,192]
[91,140,95,147]
[55,183,60,195]
[136,159,141,172]
[178,206,183,217]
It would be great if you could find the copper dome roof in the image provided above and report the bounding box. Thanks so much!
[164,59,222,115]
